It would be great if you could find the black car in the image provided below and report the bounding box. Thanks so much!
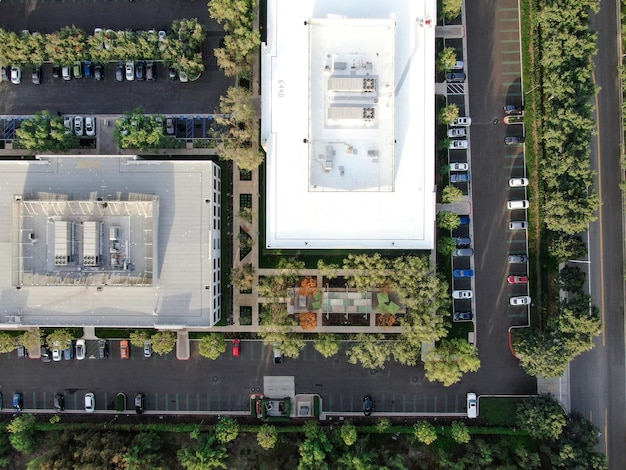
[40,346,51,363]
[32,66,42,85]
[168,65,177,80]
[98,339,108,359]
[134,393,145,414]
[504,136,525,145]
[54,394,64,412]
[135,60,145,81]
[446,72,466,83]
[94,63,104,81]
[115,62,124,82]
[363,395,374,416]
[52,64,61,78]
[503,104,523,115]
[454,312,473,321]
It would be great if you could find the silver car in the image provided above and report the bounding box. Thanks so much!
[453,248,473,257]
[85,117,96,137]
[84,392,95,412]
[74,116,83,136]
[125,61,135,81]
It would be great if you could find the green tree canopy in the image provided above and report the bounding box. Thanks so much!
[314,333,341,358]
[198,333,227,360]
[346,334,391,370]
[214,417,240,444]
[423,338,480,386]
[150,331,177,356]
[178,433,227,470]
[516,395,567,441]
[0,333,19,354]
[438,103,459,125]
[256,424,278,450]
[437,47,458,71]
[16,111,79,152]
[413,421,437,445]
[450,421,471,444]
[45,329,75,350]
[340,422,358,447]
[437,211,461,230]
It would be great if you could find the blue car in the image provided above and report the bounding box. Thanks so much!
[453,269,475,278]
[12,393,23,412]
[450,172,470,183]
[84,61,93,78]
[454,237,471,246]
[459,216,470,225]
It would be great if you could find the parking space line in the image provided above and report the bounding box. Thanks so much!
[504,153,523,159]
[500,18,519,23]
[328,395,333,410]
[508,312,529,318]
[206,393,210,410]
[499,7,518,11]
[154,393,158,410]
[443,394,448,412]
[508,239,527,244]
[423,395,428,412]
[413,395,417,412]
[42,391,47,410]
[227,393,231,410]
[501,50,521,55]
[196,393,200,411]
[381,393,385,411]
[164,393,169,411]
[185,393,189,411]
[505,164,527,170]
[391,394,396,412]
[31,391,37,409]
[500,39,520,44]
[502,82,521,87]
[350,394,354,411]
[455,394,460,412]
[217,392,221,411]
[339,394,343,410]
[502,71,521,75]
[433,395,438,412]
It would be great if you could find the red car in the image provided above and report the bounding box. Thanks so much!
[232,339,240,357]
[508,275,529,285]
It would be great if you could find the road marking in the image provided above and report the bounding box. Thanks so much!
[206,393,210,410]
[403,395,407,412]
[502,50,521,55]
[444,394,448,412]
[500,28,520,33]
[328,395,333,410]
[604,408,609,453]
[502,71,521,76]
[186,393,189,411]
[350,395,354,411]
[433,395,438,412]
[592,73,606,345]
[502,82,522,87]
[197,393,200,411]
[500,39,520,44]
[217,392,221,411]
[499,7,519,11]
[164,393,169,411]
[413,395,417,412]
[500,18,519,22]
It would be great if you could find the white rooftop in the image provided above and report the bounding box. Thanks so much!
[262,0,436,249]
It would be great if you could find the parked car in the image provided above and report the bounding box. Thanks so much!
[62,64,71,81]
[63,343,74,360]
[507,200,529,210]
[164,117,175,135]
[146,61,155,81]
[509,177,529,187]
[454,269,474,278]
[449,140,468,149]
[52,64,61,78]
[84,61,93,78]
[32,66,42,84]
[75,339,86,360]
[10,66,21,84]
[143,341,153,358]
[40,346,51,363]
[135,60,145,80]
[94,63,104,80]
[120,340,129,359]
[232,338,241,357]
[135,393,145,414]
[363,395,374,416]
[452,290,473,299]
[508,275,529,284]
[509,221,528,230]
[63,116,73,134]
[453,248,473,257]
[85,117,96,137]
[459,216,470,225]
[12,393,23,412]
[505,136,524,145]
[450,172,470,183]
[451,60,464,70]
[467,393,478,418]
[179,70,188,83]
[503,104,523,115]
[447,128,467,138]
[125,61,135,81]
[52,344,62,362]
[98,339,108,359]
[454,237,471,247]
[54,394,64,412]
[454,312,473,321]
[449,162,468,171]
[508,254,528,263]
[510,296,531,306]
[273,346,283,364]
[115,62,124,81]
[168,65,177,80]
[452,117,472,126]
[84,392,95,413]
[72,61,82,79]
[17,344,27,358]
[74,116,84,136]
[0,66,9,82]
[158,30,167,42]
[446,72,466,82]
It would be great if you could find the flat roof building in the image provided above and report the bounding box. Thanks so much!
[262,0,436,250]
[0,157,221,328]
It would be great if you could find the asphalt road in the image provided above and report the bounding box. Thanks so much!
[568,1,626,468]
[0,1,232,114]
[464,1,536,395]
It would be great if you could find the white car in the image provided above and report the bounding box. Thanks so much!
[52,344,62,362]
[158,30,166,41]
[449,162,469,172]
[447,128,467,138]
[179,70,188,83]
[125,61,135,81]
[75,339,86,360]
[467,393,477,418]
[509,221,528,230]
[449,140,468,150]
[510,296,531,306]
[84,392,95,413]
[451,60,464,70]
[10,66,21,85]
[509,177,529,187]
[85,117,96,137]
[452,290,473,299]
[507,200,529,210]
[74,116,83,136]
[452,117,472,127]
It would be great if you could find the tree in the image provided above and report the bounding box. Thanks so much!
[437,237,456,257]
[346,334,391,369]
[437,47,458,71]
[516,395,567,441]
[150,331,177,356]
[423,338,480,386]
[215,417,239,444]
[343,253,389,292]
[256,424,278,450]
[198,333,227,360]
[441,0,464,20]
[441,185,463,203]
[7,415,37,454]
[130,330,151,347]
[45,329,75,350]
[314,333,340,358]
[550,233,587,262]
[0,333,18,354]
[124,432,165,470]
[20,330,41,353]
[559,265,586,292]
[450,421,470,444]
[298,421,333,470]
[375,418,391,433]
[16,110,79,151]
[115,110,174,150]
[317,259,339,280]
[413,421,437,445]
[230,263,255,291]
[438,103,459,124]
[437,211,461,230]
[340,422,358,446]
[512,328,571,378]
[178,433,228,470]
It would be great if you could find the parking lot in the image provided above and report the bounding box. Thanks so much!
[0,1,232,115]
